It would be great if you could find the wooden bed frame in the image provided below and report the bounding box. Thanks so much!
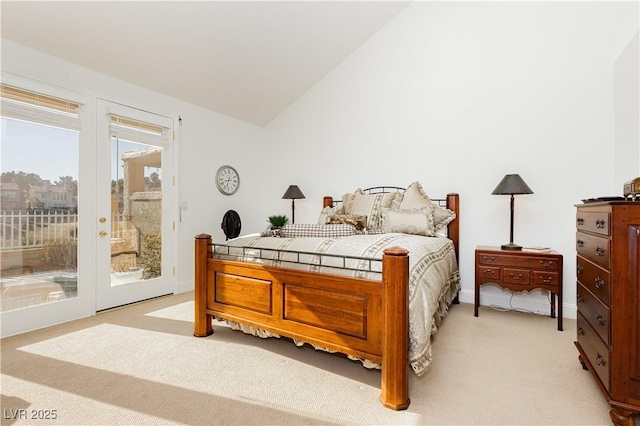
[194,192,460,410]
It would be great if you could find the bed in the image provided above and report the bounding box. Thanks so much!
[194,183,460,410]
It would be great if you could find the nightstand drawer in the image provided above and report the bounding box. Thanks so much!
[577,283,610,345]
[576,256,610,306]
[532,271,559,286]
[477,253,560,270]
[576,211,610,236]
[577,312,610,392]
[503,268,530,285]
[576,232,610,270]
[478,266,500,279]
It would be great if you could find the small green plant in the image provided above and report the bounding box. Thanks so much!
[267,214,289,229]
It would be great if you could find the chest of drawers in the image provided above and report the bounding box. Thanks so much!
[575,201,640,425]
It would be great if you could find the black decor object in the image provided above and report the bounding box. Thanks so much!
[221,210,241,240]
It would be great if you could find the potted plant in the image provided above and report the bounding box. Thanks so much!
[267,214,289,229]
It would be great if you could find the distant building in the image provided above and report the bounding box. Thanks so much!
[28,180,75,209]
[0,182,24,210]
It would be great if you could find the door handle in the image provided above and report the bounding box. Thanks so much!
[99,231,108,237]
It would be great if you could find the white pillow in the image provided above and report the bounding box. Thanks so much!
[395,182,455,232]
[380,206,436,237]
[343,189,402,229]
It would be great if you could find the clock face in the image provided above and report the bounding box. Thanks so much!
[215,165,239,195]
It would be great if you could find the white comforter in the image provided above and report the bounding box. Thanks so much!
[213,232,460,376]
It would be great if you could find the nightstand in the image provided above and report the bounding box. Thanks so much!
[474,246,563,331]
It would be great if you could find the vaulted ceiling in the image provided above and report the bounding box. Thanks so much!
[1,1,410,126]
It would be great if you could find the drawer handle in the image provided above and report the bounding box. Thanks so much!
[595,314,606,326]
[577,217,585,226]
[482,255,496,263]
[576,239,584,248]
[539,275,553,283]
[595,277,605,289]
[510,273,524,280]
[483,269,495,275]
[595,247,605,257]
[577,264,584,274]
[577,327,584,336]
[539,260,553,268]
[577,294,584,303]
[595,354,606,366]
[595,219,606,229]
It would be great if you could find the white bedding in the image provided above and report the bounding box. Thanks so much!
[213,232,460,376]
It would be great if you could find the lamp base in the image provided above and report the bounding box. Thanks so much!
[501,243,522,251]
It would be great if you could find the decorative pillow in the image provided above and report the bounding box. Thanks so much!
[394,182,456,232]
[328,214,367,231]
[260,229,281,237]
[341,189,402,229]
[380,206,436,237]
[318,206,340,224]
[278,223,360,238]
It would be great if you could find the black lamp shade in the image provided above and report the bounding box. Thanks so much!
[282,185,305,200]
[492,174,533,195]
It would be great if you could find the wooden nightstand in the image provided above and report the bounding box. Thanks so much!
[474,246,563,331]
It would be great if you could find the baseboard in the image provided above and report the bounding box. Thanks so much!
[457,288,577,320]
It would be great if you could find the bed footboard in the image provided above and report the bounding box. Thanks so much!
[194,233,410,410]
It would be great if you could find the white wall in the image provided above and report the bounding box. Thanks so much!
[614,31,640,187]
[265,2,639,317]
[1,40,266,295]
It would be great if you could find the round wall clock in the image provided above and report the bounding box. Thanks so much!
[215,165,239,195]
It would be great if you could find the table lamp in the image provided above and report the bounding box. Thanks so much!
[492,174,533,250]
[282,185,305,224]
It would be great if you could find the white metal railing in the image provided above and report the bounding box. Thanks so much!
[1,210,78,249]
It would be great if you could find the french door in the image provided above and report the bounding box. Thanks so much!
[95,100,174,311]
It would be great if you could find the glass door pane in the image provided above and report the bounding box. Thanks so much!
[110,138,163,286]
[1,117,79,312]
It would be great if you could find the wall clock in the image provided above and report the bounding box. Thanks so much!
[215,165,239,195]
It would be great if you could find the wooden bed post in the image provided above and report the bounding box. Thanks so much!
[323,196,333,208]
[194,233,213,337]
[446,193,460,263]
[380,246,410,410]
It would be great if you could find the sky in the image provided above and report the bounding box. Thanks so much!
[1,117,78,183]
[1,117,161,184]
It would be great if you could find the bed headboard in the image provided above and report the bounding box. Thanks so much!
[322,188,460,262]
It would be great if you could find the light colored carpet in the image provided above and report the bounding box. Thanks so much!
[0,292,624,425]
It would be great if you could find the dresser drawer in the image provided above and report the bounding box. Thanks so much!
[576,211,610,236]
[477,253,560,270]
[576,231,610,270]
[577,283,610,345]
[532,270,559,286]
[577,312,611,393]
[503,268,530,285]
[478,266,500,279]
[576,256,610,306]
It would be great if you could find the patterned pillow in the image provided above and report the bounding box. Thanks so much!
[394,182,456,231]
[278,224,360,238]
[328,214,367,231]
[342,189,402,229]
[380,206,436,237]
